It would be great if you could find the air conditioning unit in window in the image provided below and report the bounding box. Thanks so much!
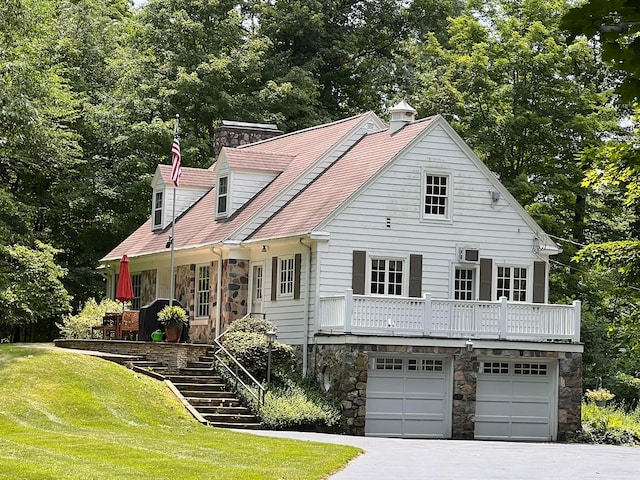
[459,248,480,263]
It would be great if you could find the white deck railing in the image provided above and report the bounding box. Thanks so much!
[317,289,581,343]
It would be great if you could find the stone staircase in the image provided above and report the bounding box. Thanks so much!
[131,351,261,429]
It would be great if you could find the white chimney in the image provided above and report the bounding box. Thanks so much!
[388,100,417,134]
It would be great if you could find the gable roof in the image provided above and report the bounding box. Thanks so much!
[101,112,372,261]
[157,165,216,188]
[222,149,295,172]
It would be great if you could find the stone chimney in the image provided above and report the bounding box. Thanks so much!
[213,121,283,159]
[388,100,417,134]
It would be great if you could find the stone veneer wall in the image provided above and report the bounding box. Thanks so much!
[140,269,157,306]
[310,343,582,441]
[175,264,195,318]
[55,339,211,374]
[220,259,249,330]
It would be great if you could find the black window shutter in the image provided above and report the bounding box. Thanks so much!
[352,250,366,295]
[271,256,278,301]
[294,253,302,300]
[479,258,493,301]
[533,261,546,304]
[409,254,423,298]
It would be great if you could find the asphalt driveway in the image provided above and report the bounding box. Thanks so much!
[245,430,640,480]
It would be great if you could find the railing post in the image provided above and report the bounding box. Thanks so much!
[499,296,508,339]
[423,292,432,335]
[344,288,353,333]
[572,300,581,343]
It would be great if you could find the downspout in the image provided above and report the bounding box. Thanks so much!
[299,238,312,377]
[210,246,223,338]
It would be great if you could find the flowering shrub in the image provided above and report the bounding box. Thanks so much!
[585,388,615,402]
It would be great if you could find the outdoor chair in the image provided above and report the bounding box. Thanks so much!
[119,310,139,340]
[92,313,121,340]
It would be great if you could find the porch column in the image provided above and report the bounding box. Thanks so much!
[220,258,249,330]
[572,300,581,343]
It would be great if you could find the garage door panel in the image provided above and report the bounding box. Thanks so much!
[365,356,451,439]
[475,361,555,441]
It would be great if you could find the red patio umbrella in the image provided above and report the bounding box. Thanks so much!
[115,255,134,310]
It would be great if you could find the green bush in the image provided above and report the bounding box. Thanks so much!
[259,378,342,431]
[222,330,295,383]
[56,298,122,339]
[578,401,640,446]
[225,316,273,334]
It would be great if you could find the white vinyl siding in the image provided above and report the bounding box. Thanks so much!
[231,170,278,213]
[316,123,546,302]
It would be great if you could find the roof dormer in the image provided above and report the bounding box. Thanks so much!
[150,165,216,230]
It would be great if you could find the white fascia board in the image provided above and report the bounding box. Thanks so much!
[314,334,584,353]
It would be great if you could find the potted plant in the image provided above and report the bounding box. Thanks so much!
[585,387,615,407]
[157,305,188,343]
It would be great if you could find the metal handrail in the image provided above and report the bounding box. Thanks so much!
[212,313,266,405]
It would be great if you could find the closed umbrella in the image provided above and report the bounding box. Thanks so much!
[115,255,134,310]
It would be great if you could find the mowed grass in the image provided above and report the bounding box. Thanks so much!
[0,345,360,480]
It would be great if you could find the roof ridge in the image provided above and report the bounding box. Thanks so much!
[236,112,371,150]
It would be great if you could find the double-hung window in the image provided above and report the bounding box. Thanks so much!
[424,173,449,218]
[196,265,210,318]
[496,266,527,301]
[454,267,475,300]
[153,191,163,229]
[279,256,295,297]
[370,258,404,295]
[217,176,228,217]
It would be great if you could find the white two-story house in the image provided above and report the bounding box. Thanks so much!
[101,102,583,441]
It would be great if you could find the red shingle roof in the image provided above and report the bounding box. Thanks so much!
[101,113,372,261]
[223,149,295,172]
[158,165,216,188]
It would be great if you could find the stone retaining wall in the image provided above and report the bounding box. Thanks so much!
[54,339,211,374]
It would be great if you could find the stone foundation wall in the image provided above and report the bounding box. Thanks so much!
[309,343,582,440]
[55,339,211,374]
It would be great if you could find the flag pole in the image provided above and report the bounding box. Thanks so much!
[169,114,180,307]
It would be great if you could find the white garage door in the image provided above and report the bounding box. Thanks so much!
[475,361,556,441]
[365,356,451,438]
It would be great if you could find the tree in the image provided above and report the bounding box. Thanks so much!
[562,0,640,101]
[0,242,72,341]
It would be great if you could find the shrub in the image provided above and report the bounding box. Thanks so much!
[222,330,295,383]
[57,298,122,339]
[225,316,273,334]
[259,378,342,431]
[585,387,615,403]
[578,401,640,447]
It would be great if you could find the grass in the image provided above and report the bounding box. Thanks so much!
[0,345,360,479]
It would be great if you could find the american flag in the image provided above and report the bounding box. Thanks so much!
[171,136,181,187]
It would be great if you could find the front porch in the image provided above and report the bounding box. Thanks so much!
[318,289,581,343]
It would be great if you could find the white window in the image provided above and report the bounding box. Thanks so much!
[424,174,449,218]
[131,274,141,310]
[454,267,475,300]
[196,265,210,318]
[153,191,163,228]
[370,258,403,295]
[497,266,527,301]
[217,176,228,216]
[254,265,263,301]
[408,358,444,372]
[279,256,295,297]
[514,363,548,376]
[482,362,509,374]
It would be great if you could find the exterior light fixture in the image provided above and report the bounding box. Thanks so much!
[261,245,268,253]
[266,329,277,389]
[165,237,173,249]
[465,339,474,352]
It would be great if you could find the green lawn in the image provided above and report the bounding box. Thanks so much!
[0,345,360,479]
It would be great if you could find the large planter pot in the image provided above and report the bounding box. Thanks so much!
[165,322,183,343]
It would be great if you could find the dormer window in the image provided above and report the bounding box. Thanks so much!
[217,176,228,217]
[153,191,163,229]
